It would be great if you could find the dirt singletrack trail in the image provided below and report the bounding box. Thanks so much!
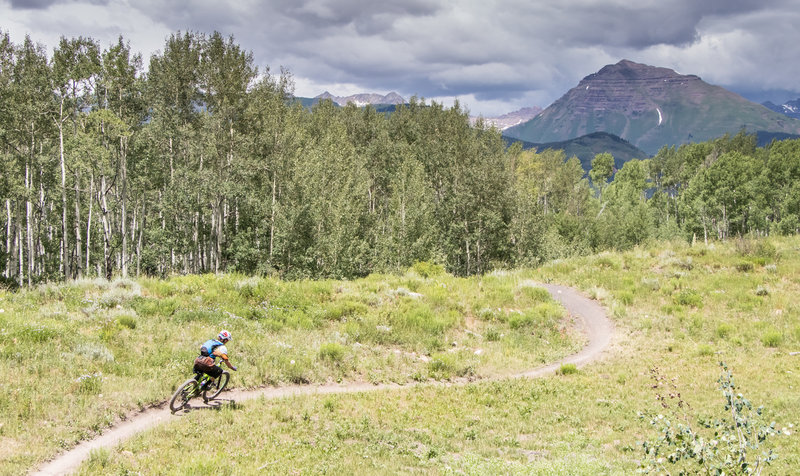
[32,282,613,476]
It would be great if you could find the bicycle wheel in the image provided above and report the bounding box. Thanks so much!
[169,378,199,413]
[203,371,229,401]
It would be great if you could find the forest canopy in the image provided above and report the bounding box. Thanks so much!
[1,31,799,286]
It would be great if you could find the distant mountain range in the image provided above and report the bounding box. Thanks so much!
[470,107,542,130]
[315,91,405,107]
[762,98,800,119]
[297,92,543,132]
[504,59,800,155]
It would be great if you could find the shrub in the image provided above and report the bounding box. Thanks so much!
[323,300,368,321]
[735,261,754,272]
[116,314,137,329]
[715,323,733,340]
[641,278,660,292]
[617,291,634,305]
[477,307,505,322]
[14,325,59,343]
[410,261,445,278]
[518,284,551,303]
[755,286,769,296]
[673,289,702,308]
[76,372,103,395]
[509,312,535,329]
[761,329,783,348]
[557,363,578,375]
[427,352,474,378]
[318,342,346,363]
[696,344,714,356]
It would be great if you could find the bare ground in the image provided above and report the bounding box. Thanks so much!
[32,282,613,475]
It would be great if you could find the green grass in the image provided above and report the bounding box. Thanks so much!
[69,235,800,475]
[0,269,574,474]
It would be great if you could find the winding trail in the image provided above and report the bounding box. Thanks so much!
[32,283,613,476]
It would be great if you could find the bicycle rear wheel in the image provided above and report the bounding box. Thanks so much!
[203,371,229,401]
[169,378,199,413]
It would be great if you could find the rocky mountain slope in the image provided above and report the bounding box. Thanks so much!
[504,60,800,155]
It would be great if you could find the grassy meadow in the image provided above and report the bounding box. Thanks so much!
[0,263,575,475]
[68,236,800,475]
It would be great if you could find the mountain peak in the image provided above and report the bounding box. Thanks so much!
[583,59,699,83]
[505,59,800,155]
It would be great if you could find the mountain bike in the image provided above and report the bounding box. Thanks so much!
[169,361,230,413]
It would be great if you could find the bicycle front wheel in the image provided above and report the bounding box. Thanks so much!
[169,378,199,413]
[203,371,229,401]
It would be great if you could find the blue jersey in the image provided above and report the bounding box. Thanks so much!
[201,339,227,361]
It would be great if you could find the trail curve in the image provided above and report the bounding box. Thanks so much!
[32,282,613,476]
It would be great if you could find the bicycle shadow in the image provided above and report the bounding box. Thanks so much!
[172,396,242,415]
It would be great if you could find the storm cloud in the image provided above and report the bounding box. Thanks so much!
[2,0,798,115]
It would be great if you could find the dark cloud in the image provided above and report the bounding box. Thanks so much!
[9,0,60,8]
[9,0,106,9]
[2,0,799,115]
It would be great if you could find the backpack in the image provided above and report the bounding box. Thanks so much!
[199,339,222,357]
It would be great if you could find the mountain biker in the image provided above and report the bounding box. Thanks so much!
[194,330,238,386]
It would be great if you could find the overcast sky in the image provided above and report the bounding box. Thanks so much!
[2,0,800,116]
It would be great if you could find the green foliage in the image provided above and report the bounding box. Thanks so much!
[323,300,368,321]
[427,351,475,379]
[736,261,755,272]
[640,363,780,475]
[318,343,346,363]
[116,314,137,329]
[410,261,446,278]
[4,29,800,284]
[673,289,703,307]
[556,363,578,375]
[715,323,734,339]
[760,329,783,348]
[76,372,104,395]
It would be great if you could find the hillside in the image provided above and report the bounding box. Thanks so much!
[36,237,800,474]
[504,131,648,172]
[505,59,800,155]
